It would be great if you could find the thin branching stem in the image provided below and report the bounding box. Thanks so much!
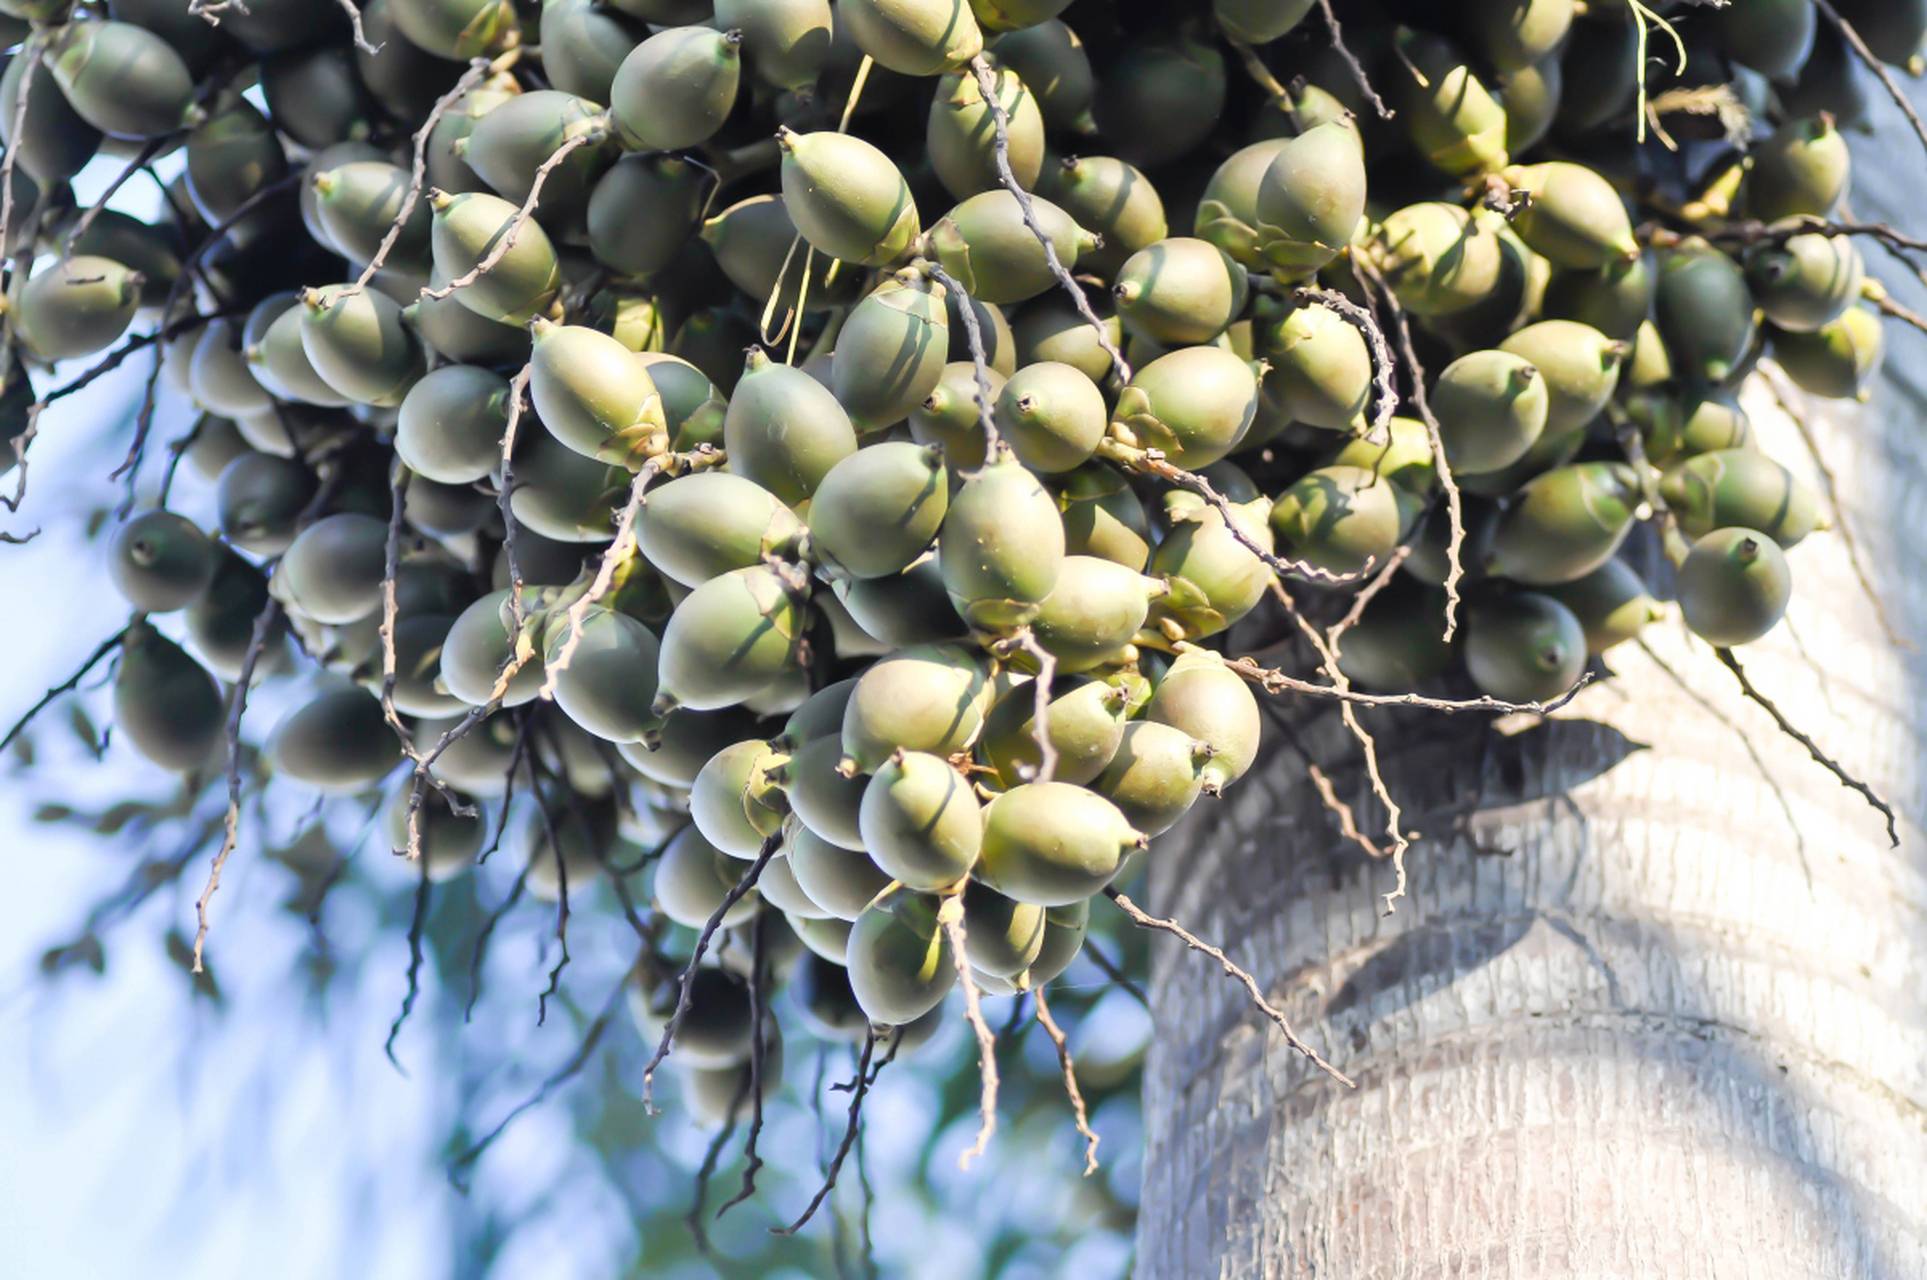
[1032,987,1099,1175]
[939,891,998,1169]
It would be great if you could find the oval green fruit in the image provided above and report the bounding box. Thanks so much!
[1252,120,1364,281]
[723,348,859,506]
[110,509,215,613]
[840,642,989,773]
[1111,345,1260,469]
[1678,527,1792,647]
[608,25,741,153]
[928,62,1042,201]
[1259,299,1370,433]
[1029,554,1155,672]
[994,360,1106,474]
[809,441,949,581]
[925,187,1093,306]
[789,822,891,920]
[909,361,1002,472]
[396,365,510,485]
[1333,576,1457,689]
[1771,305,1884,401]
[1112,237,1247,347]
[1091,719,1211,837]
[1500,161,1637,270]
[1654,241,1758,384]
[832,268,951,433]
[978,674,1127,787]
[1659,449,1824,549]
[528,317,668,468]
[655,564,806,713]
[15,255,140,361]
[267,685,403,794]
[44,20,195,139]
[690,738,790,858]
[839,0,981,75]
[846,892,955,1025]
[777,126,921,267]
[1744,228,1863,335]
[977,781,1142,906]
[937,447,1066,632]
[441,588,546,707]
[858,751,982,890]
[1463,592,1586,703]
[1541,557,1662,653]
[279,513,389,625]
[543,607,661,743]
[114,621,222,772]
[1091,34,1224,168]
[298,285,425,408]
[1488,461,1641,586]
[654,824,762,928]
[1431,349,1549,475]
[1040,153,1167,278]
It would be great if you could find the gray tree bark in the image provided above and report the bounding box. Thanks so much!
[1135,104,1927,1279]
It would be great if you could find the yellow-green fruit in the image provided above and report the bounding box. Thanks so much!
[187,96,288,225]
[636,353,724,450]
[461,90,613,236]
[1029,555,1156,672]
[1091,34,1224,168]
[1091,720,1211,837]
[542,607,661,743]
[789,823,891,920]
[1058,465,1152,571]
[691,739,790,858]
[1541,558,1662,653]
[724,348,859,506]
[994,360,1106,474]
[654,824,762,928]
[1195,137,1289,273]
[1770,306,1884,401]
[1745,116,1851,223]
[1463,592,1586,703]
[215,453,313,557]
[840,0,981,75]
[1744,229,1863,334]
[1500,52,1563,154]
[1364,203,1507,317]
[1011,300,1119,385]
[1465,0,1573,73]
[655,564,807,713]
[699,194,864,318]
[988,19,1092,133]
[388,0,518,59]
[809,441,950,580]
[925,188,1095,305]
[539,0,641,103]
[267,685,403,794]
[1112,238,1247,347]
[1497,320,1625,436]
[1149,492,1275,639]
[1501,162,1636,269]
[716,0,832,90]
[978,675,1127,787]
[529,317,668,468]
[114,622,222,771]
[251,304,353,408]
[781,679,857,748]
[760,851,830,919]
[832,269,951,433]
[406,280,532,366]
[782,734,868,850]
[440,588,546,707]
[396,365,511,485]
[777,126,921,267]
[1252,120,1366,281]
[1678,527,1792,647]
[1040,154,1167,278]
[1333,576,1458,689]
[636,471,805,588]
[977,781,1143,906]
[1540,253,1653,342]
[1660,450,1824,549]
[847,893,955,1024]
[1654,242,1758,384]
[15,256,141,361]
[428,188,563,326]
[297,285,424,408]
[858,751,982,890]
[937,448,1065,632]
[1269,465,1405,578]
[910,361,1003,472]
[959,879,1043,978]
[1631,386,1752,467]
[840,642,990,773]
[1260,300,1369,432]
[110,510,215,613]
[425,81,520,197]
[1488,461,1641,586]
[1431,349,1548,475]
[617,703,761,786]
[1214,0,1312,44]
[1111,346,1261,469]
[928,63,1043,201]
[790,913,856,964]
[608,26,741,153]
[1393,25,1509,178]
[1143,648,1258,791]
[44,21,196,139]
[279,513,388,624]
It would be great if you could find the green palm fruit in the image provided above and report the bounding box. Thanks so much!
[1714,0,1814,79]
[1500,52,1562,154]
[1784,23,1869,129]
[396,366,510,485]
[406,280,533,365]
[847,892,955,1025]
[1832,0,1927,67]
[279,513,388,625]
[183,414,250,483]
[782,734,868,850]
[1541,558,1662,653]
[541,607,661,743]
[1498,320,1624,436]
[655,824,763,928]
[428,189,563,326]
[788,912,855,964]
[1500,162,1636,270]
[357,0,467,125]
[186,96,287,226]
[267,686,402,794]
[607,26,740,154]
[1654,242,1757,384]
[528,317,668,467]
[944,292,1018,375]
[1622,318,1673,390]
[834,556,972,647]
[585,155,703,280]
[262,49,379,151]
[14,255,141,362]
[1093,34,1223,167]
[1143,647,1259,792]
[1333,575,1457,688]
[988,19,1092,131]
[1214,0,1312,43]
[54,208,180,308]
[252,306,353,408]
[994,360,1106,473]
[187,547,291,683]
[655,564,806,713]
[1631,386,1751,467]
[539,0,640,103]
[1660,449,1824,548]
[635,354,724,450]
[781,679,857,748]
[388,0,517,59]
[1091,720,1211,837]
[909,361,1003,471]
[777,127,920,267]
[462,90,612,236]
[426,80,519,197]
[369,613,465,717]
[617,703,759,786]
[1540,254,1653,342]
[938,447,1066,632]
[680,1026,787,1124]
[1259,300,1369,433]
[1770,305,1883,401]
[629,964,756,1068]
[1554,14,1638,134]
[1745,116,1851,223]
[839,0,981,75]
[0,49,100,182]
[1195,138,1289,272]
[508,427,626,542]
[1040,155,1167,278]
[1464,591,1587,703]
[380,782,484,880]
[809,441,950,580]
[311,161,429,275]
[970,0,1070,29]
[791,950,868,1035]
[1011,300,1118,384]
[700,195,865,318]
[1023,897,1087,984]
[1269,465,1405,578]
[1431,349,1548,475]
[636,473,803,590]
[715,0,831,90]
[1744,229,1863,334]
[1150,491,1274,639]
[925,188,1095,305]
[297,285,424,408]
[978,781,1143,905]
[1678,526,1793,646]
[1058,464,1151,571]
[1393,26,1508,178]
[1028,555,1156,672]
[957,878,1043,978]
[1464,0,1573,74]
[1326,415,1438,495]
[789,823,891,920]
[840,642,990,773]
[1488,461,1641,585]
[979,674,1126,786]
[1363,203,1507,317]
[760,851,830,919]
[928,63,1043,202]
[216,453,313,557]
[44,21,196,139]
[1252,120,1366,281]
[858,750,982,890]
[110,510,215,613]
[114,622,222,772]
[723,349,858,505]
[107,0,225,70]
[1111,346,1261,469]
[1111,237,1247,347]
[440,588,546,707]
[832,270,950,433]
[690,739,790,857]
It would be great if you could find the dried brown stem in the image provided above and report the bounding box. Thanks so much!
[939,891,998,1169]
[1312,0,1391,118]
[1293,285,1399,445]
[716,917,769,1217]
[773,1034,880,1236]
[381,854,433,1072]
[1306,761,1385,859]
[336,0,383,55]
[1031,987,1099,1176]
[923,261,1001,465]
[0,627,127,755]
[1222,649,1594,715]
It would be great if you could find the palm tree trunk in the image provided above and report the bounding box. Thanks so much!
[1134,109,1927,1279]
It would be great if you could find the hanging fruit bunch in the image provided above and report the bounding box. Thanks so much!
[0,0,1912,1182]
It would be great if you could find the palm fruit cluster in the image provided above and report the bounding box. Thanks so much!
[20,0,1901,1125]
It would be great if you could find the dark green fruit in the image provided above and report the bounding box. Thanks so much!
[406,279,533,365]
[790,912,856,964]
[1252,121,1365,281]
[928,63,1043,201]
[840,0,981,75]
[700,194,864,319]
[1783,23,1869,130]
[789,822,891,920]
[44,21,195,139]
[187,96,287,225]
[1260,300,1369,433]
[1744,228,1863,334]
[1214,0,1312,44]
[938,448,1066,633]
[110,510,215,612]
[1465,0,1573,73]
[925,188,1095,305]
[267,685,403,794]
[1831,0,1927,67]
[859,751,981,890]
[540,0,641,103]
[416,711,520,796]
[840,642,990,773]
[655,564,806,713]
[979,675,1127,787]
[1540,254,1653,342]
[1029,554,1156,672]
[655,824,762,928]
[1092,34,1224,168]
[262,48,379,151]
[1488,461,1641,586]
[691,738,789,857]
[1027,898,1087,985]
[1333,576,1457,688]
[507,428,625,542]
[1713,0,1814,78]
[1498,320,1624,436]
[809,441,949,580]
[617,704,761,787]
[441,588,546,707]
[528,318,667,467]
[1011,299,1118,385]
[977,781,1142,906]
[634,472,802,590]
[833,269,950,433]
[959,878,1044,978]
[945,292,1018,376]
[1541,558,1662,653]
[724,349,858,506]
[1660,450,1824,548]
[381,783,484,880]
[1364,203,1506,317]
[847,892,955,1025]
[636,353,725,450]
[781,679,857,748]
[1040,154,1167,278]
[631,964,756,1070]
[1501,162,1637,270]
[1463,592,1586,702]
[461,90,612,236]
[182,415,252,484]
[1058,465,1151,571]
[1678,527,1792,647]
[1746,116,1851,223]
[1431,349,1548,475]
[108,0,225,72]
[995,360,1105,474]
[585,155,703,280]
[1654,241,1758,384]
[0,49,101,182]
[833,557,971,648]
[778,127,921,266]
[1091,720,1210,837]
[781,734,867,850]
[14,256,140,361]
[1631,387,1752,467]
[1270,465,1405,578]
[388,0,517,60]
[429,188,562,326]
[608,26,741,153]
[298,285,424,408]
[1500,52,1562,154]
[54,209,180,308]
[250,300,352,408]
[279,513,388,625]
[987,20,1091,133]
[114,622,222,772]
[356,0,466,125]
[1111,346,1260,469]
[396,365,510,485]
[542,607,661,743]
[1771,306,1883,401]
[425,79,518,197]
[1392,25,1508,178]
[216,453,314,557]
[1148,491,1274,639]
[1112,238,1247,347]
[716,0,831,90]
[376,613,466,716]
[909,361,1002,472]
